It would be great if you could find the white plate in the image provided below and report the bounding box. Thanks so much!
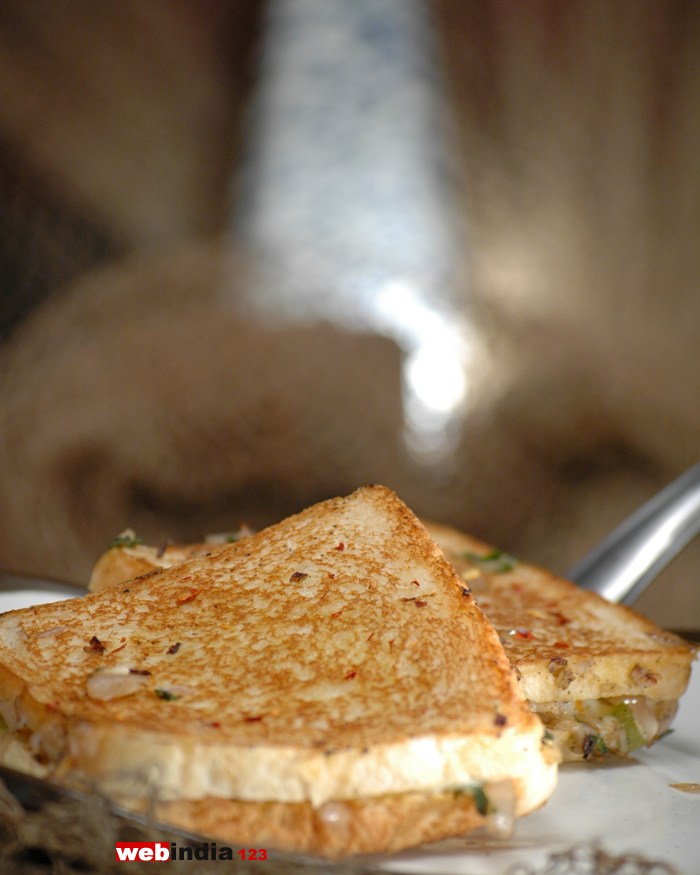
[0,589,697,874]
[0,589,78,612]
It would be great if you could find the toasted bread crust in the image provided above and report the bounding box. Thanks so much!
[0,486,557,852]
[88,542,213,593]
[127,789,487,858]
[425,521,696,703]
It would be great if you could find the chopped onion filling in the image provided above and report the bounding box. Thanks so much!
[531,696,677,761]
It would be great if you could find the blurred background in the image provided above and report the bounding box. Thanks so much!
[0,0,699,629]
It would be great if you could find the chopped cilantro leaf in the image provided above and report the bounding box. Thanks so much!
[452,782,490,816]
[472,785,489,816]
[582,732,610,759]
[110,530,144,549]
[463,549,516,573]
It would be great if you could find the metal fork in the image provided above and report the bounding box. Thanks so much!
[567,461,700,605]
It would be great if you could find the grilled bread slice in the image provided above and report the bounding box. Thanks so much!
[87,528,256,593]
[88,532,224,593]
[425,522,696,762]
[0,486,558,857]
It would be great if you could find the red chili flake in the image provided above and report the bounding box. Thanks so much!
[554,641,570,648]
[412,580,420,587]
[512,583,525,592]
[553,612,570,626]
[177,587,200,604]
[180,576,192,582]
[46,701,60,711]
[168,642,181,654]
[514,630,535,640]
[244,716,263,723]
[414,600,427,608]
[110,643,127,654]
[84,636,106,654]
[330,610,343,618]
[367,632,374,642]
[289,571,309,582]
[120,637,126,643]
[329,573,335,578]
[210,721,221,728]
[344,671,357,680]
[388,639,394,648]
[335,542,345,551]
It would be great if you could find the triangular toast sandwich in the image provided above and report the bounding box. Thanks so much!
[425,522,696,762]
[0,486,558,857]
[88,510,695,765]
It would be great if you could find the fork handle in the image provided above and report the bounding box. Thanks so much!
[567,462,700,604]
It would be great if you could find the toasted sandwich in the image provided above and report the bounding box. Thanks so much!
[86,529,247,593]
[88,514,697,764]
[424,522,696,762]
[0,486,558,857]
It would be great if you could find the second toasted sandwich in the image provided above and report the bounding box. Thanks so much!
[425,522,696,761]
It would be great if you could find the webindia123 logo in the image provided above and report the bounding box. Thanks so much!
[115,842,267,861]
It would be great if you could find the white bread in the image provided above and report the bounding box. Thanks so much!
[0,486,558,856]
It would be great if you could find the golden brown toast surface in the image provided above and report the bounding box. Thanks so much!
[132,788,488,858]
[0,486,556,820]
[425,522,696,704]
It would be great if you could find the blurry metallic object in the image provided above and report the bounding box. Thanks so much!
[237,0,473,461]
[569,461,700,605]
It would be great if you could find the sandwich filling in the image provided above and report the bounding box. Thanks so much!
[531,696,677,760]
